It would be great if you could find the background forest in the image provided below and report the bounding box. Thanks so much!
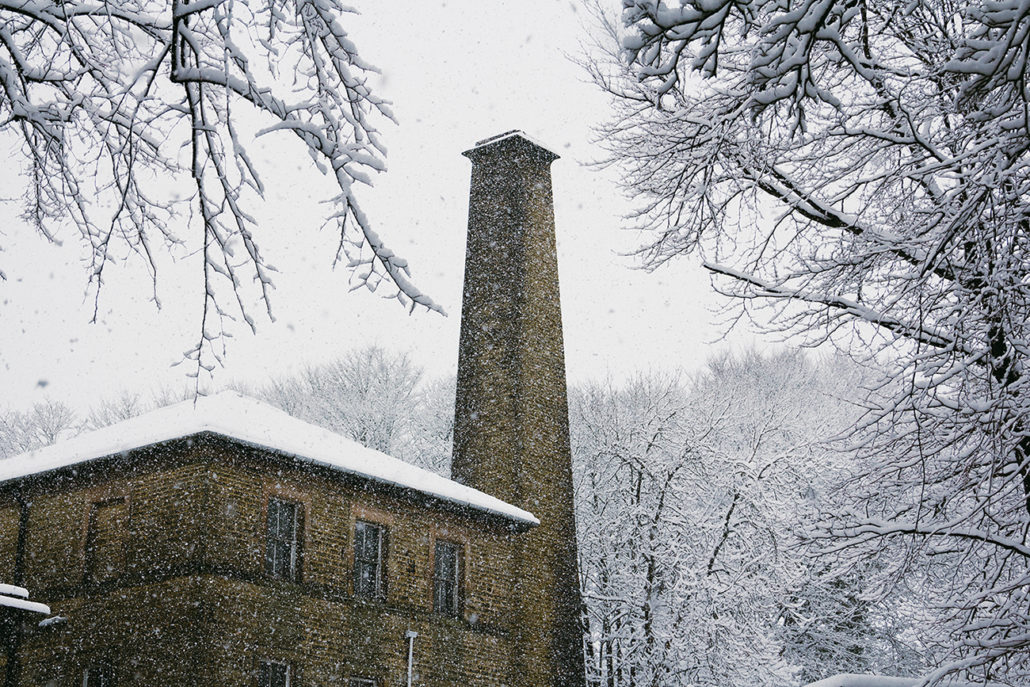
[0,347,934,687]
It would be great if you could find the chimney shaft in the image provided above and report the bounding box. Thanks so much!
[452,131,586,687]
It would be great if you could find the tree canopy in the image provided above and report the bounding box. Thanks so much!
[597,1,1030,682]
[572,353,923,687]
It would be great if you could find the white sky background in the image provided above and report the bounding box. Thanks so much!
[0,0,763,415]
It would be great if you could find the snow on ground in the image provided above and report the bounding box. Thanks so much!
[805,674,997,687]
[805,676,920,687]
[0,391,537,526]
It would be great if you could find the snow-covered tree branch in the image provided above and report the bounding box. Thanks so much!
[571,353,920,687]
[0,0,441,376]
[253,346,453,474]
[596,0,1030,681]
[0,399,76,458]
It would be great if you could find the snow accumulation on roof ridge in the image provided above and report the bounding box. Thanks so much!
[0,391,538,526]
[469,129,554,156]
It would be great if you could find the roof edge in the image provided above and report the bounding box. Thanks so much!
[462,130,559,163]
[0,392,539,527]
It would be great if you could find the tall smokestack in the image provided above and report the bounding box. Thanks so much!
[452,131,585,687]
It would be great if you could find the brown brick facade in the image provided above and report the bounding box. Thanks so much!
[452,133,587,687]
[0,436,526,686]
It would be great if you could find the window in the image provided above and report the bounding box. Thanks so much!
[433,540,461,616]
[82,662,116,687]
[258,659,291,687]
[266,499,302,581]
[353,520,385,599]
[349,678,375,687]
[84,498,128,583]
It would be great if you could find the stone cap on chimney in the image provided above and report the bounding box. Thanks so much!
[462,130,560,163]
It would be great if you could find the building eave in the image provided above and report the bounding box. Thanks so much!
[0,392,538,528]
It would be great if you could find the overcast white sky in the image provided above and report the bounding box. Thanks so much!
[0,1,763,415]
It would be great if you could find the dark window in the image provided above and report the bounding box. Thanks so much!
[266,499,302,581]
[82,662,116,687]
[433,540,461,616]
[84,498,128,583]
[258,659,291,687]
[353,520,385,599]
[349,678,375,687]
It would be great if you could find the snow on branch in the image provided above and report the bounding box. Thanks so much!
[0,0,440,379]
[596,0,1030,681]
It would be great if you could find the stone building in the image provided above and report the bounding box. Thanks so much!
[0,131,584,687]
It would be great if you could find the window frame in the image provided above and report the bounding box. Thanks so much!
[82,661,116,687]
[257,658,291,687]
[265,497,303,582]
[83,496,129,584]
[432,539,462,617]
[353,519,387,600]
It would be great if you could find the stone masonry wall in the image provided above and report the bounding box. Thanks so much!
[452,133,586,687]
[0,436,524,687]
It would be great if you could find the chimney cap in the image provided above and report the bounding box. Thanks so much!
[463,130,560,162]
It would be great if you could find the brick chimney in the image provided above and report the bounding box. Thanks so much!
[452,131,585,687]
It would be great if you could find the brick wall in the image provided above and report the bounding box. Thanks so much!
[0,435,526,686]
[452,133,587,687]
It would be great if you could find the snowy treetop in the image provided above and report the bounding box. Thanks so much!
[0,391,537,526]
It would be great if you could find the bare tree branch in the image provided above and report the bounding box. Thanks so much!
[1,0,441,379]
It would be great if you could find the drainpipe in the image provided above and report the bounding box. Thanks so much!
[404,630,418,687]
[3,490,30,687]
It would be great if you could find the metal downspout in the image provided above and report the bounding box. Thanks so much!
[3,490,30,687]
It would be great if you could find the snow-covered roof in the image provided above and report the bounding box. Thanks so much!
[0,392,538,526]
[466,129,558,158]
[0,584,49,614]
[0,593,50,615]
